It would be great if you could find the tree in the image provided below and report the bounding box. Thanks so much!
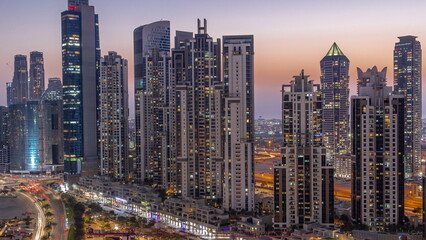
[88,203,103,214]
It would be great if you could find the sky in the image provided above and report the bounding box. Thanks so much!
[1,0,426,118]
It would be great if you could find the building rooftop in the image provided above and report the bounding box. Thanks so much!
[326,42,345,56]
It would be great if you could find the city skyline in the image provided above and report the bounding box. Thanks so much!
[2,0,426,118]
[0,0,426,238]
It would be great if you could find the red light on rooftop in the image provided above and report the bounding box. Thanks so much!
[69,5,78,10]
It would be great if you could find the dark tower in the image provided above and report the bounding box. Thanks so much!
[62,0,100,177]
[320,43,350,178]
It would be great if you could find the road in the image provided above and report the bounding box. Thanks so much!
[0,174,66,240]
[41,183,67,240]
[19,191,46,240]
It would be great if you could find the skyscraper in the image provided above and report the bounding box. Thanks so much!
[174,31,193,49]
[139,50,176,189]
[29,51,45,100]
[393,36,422,178]
[6,83,13,107]
[320,43,350,178]
[12,55,28,105]
[40,78,64,166]
[133,20,171,184]
[357,66,387,93]
[62,0,100,176]
[0,107,9,173]
[175,19,223,200]
[424,177,426,238]
[274,71,334,230]
[9,101,42,172]
[99,51,129,181]
[351,68,404,230]
[222,35,255,212]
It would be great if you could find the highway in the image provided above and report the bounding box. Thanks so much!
[0,174,66,240]
[19,191,46,240]
[41,182,67,240]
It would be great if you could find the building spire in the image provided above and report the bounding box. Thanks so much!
[197,18,207,34]
[326,42,345,56]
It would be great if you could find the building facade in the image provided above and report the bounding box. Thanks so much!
[29,51,45,101]
[133,20,171,184]
[393,36,422,178]
[0,107,9,173]
[9,101,42,172]
[6,82,13,107]
[62,0,100,176]
[40,78,64,166]
[139,50,176,189]
[320,43,351,179]
[174,19,224,200]
[222,35,255,212]
[12,55,28,105]
[98,51,129,181]
[357,66,387,92]
[274,71,334,230]
[351,69,405,230]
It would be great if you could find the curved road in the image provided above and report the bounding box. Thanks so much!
[19,192,46,240]
[41,182,67,240]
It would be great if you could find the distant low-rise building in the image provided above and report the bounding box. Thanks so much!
[352,230,421,240]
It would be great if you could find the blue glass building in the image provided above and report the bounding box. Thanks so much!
[62,0,100,175]
[9,102,42,172]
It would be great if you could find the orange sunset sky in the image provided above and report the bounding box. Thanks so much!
[1,0,426,118]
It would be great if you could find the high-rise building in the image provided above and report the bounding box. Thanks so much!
[424,177,426,239]
[6,82,13,107]
[393,36,422,178]
[42,78,63,101]
[139,50,176,189]
[12,55,28,105]
[320,43,350,178]
[0,107,9,173]
[9,101,42,172]
[274,71,334,230]
[222,35,255,212]
[40,78,64,166]
[62,0,100,176]
[99,51,129,181]
[133,20,170,184]
[174,19,223,200]
[174,31,193,49]
[357,66,387,93]
[29,51,45,100]
[351,68,404,230]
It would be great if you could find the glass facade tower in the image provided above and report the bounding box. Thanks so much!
[393,36,422,177]
[62,0,100,176]
[12,55,28,105]
[29,51,45,101]
[9,102,42,172]
[320,43,350,178]
[40,79,64,166]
